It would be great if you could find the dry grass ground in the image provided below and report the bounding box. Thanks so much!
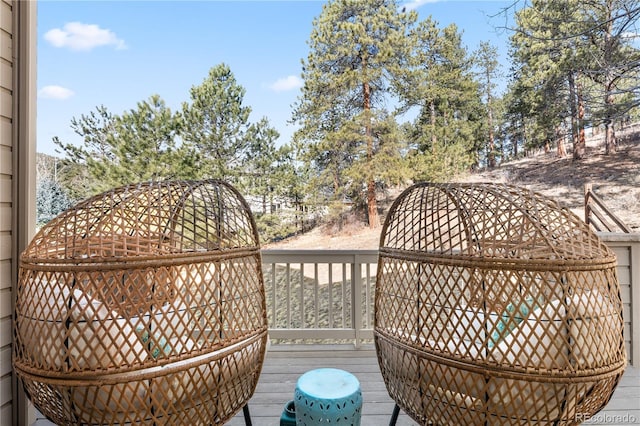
[269,128,640,250]
[461,127,640,232]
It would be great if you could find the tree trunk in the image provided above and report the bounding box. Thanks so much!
[605,119,617,154]
[603,6,617,155]
[604,91,617,154]
[430,100,437,151]
[487,102,496,169]
[363,80,379,229]
[577,77,586,155]
[556,126,567,157]
[569,71,586,160]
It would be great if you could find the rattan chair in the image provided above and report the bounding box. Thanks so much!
[14,180,268,425]
[375,182,627,425]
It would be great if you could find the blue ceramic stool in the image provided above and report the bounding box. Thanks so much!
[294,368,362,425]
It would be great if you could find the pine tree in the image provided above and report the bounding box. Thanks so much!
[181,63,253,182]
[580,0,640,154]
[242,122,302,242]
[509,1,581,156]
[292,0,414,228]
[508,0,640,158]
[53,96,182,192]
[474,41,502,168]
[242,117,282,214]
[36,179,73,227]
[401,20,482,179]
[35,153,74,226]
[104,95,182,187]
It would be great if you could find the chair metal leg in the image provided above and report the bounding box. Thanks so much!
[243,404,252,426]
[389,403,400,426]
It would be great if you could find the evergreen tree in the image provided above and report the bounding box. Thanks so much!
[292,107,355,225]
[292,0,414,228]
[401,20,482,179]
[507,0,640,158]
[474,41,502,168]
[580,0,640,153]
[54,96,182,192]
[53,64,263,195]
[53,105,116,197]
[35,153,75,226]
[36,179,73,227]
[53,105,116,164]
[181,63,253,182]
[105,95,183,187]
[243,117,282,213]
[509,1,572,154]
[241,118,300,242]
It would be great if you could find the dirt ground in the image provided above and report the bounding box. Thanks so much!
[462,130,640,232]
[268,130,640,250]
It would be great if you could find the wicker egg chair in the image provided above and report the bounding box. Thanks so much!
[14,180,268,425]
[375,182,627,426]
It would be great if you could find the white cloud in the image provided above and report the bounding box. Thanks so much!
[38,85,75,100]
[402,0,439,11]
[44,22,127,52]
[269,75,303,92]
[402,0,499,10]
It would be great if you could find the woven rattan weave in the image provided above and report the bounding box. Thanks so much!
[14,180,268,425]
[375,182,626,425]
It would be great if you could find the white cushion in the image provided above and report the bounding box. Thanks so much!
[397,292,618,418]
[486,291,619,418]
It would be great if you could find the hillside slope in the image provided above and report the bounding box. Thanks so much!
[269,132,640,250]
[461,134,640,230]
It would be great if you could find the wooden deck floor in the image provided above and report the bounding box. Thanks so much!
[226,346,413,426]
[33,346,639,425]
[226,346,639,426]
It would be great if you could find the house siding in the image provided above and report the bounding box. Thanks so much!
[1,0,36,424]
[601,234,640,367]
[0,1,13,423]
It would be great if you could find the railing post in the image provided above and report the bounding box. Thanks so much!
[584,183,592,224]
[353,254,364,348]
[630,239,640,366]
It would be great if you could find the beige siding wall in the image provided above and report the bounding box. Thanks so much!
[0,1,14,422]
[614,246,633,361]
[0,0,36,424]
[601,234,640,366]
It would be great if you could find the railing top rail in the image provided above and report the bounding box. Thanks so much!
[261,249,379,255]
[262,236,640,253]
[261,249,379,263]
[585,183,633,233]
[597,232,640,242]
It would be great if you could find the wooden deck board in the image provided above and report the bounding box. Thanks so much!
[226,346,414,426]
[33,347,639,425]
[225,346,639,426]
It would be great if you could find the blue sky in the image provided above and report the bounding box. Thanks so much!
[37,0,514,156]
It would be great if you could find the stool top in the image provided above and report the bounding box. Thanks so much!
[296,368,360,400]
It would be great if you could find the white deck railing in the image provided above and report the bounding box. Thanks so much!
[261,250,378,347]
[262,235,640,365]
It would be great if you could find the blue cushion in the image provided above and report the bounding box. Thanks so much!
[136,327,172,358]
[488,297,537,348]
